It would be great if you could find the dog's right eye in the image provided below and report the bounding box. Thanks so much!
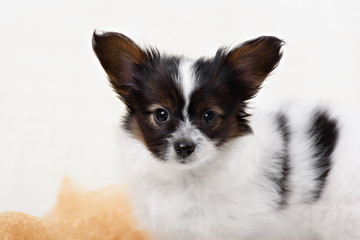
[154,108,169,123]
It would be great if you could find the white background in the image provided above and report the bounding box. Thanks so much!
[0,0,359,216]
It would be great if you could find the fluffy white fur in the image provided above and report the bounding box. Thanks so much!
[115,59,360,240]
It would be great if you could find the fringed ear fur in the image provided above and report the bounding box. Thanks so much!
[92,31,148,100]
[93,32,283,103]
[221,36,284,100]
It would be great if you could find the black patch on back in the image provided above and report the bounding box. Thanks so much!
[308,110,339,200]
[273,113,291,208]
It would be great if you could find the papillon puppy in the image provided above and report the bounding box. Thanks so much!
[92,31,360,240]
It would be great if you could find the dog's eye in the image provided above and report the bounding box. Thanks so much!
[203,110,218,126]
[154,108,169,123]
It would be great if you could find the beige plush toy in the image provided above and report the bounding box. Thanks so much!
[0,178,149,240]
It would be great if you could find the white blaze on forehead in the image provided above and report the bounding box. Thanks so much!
[178,58,197,118]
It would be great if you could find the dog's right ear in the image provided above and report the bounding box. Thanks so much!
[92,31,148,100]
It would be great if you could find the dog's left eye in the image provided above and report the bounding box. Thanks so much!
[154,108,169,123]
[203,110,218,126]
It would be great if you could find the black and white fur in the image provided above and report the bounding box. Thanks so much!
[93,31,360,240]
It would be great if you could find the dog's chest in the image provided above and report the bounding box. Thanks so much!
[135,171,271,240]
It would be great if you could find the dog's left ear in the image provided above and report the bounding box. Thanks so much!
[222,36,284,100]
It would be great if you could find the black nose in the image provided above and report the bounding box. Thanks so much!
[174,140,195,159]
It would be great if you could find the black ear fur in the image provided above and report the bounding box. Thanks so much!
[92,31,152,100]
[221,36,284,100]
[93,32,283,104]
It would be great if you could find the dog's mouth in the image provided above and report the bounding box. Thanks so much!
[176,155,196,165]
[168,147,210,170]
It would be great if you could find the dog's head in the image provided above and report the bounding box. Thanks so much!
[93,31,283,168]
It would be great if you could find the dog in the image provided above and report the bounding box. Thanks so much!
[92,31,360,240]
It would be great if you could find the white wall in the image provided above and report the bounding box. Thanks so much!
[0,0,359,216]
